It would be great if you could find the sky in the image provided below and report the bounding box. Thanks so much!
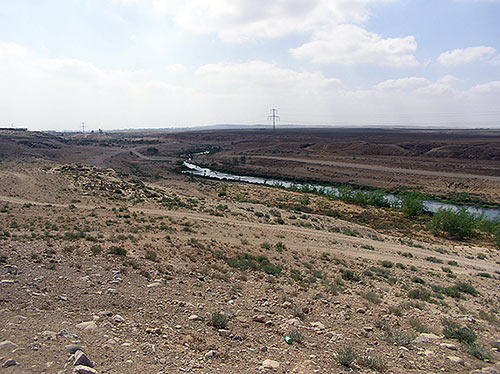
[0,0,499,131]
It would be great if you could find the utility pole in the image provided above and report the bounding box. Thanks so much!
[81,121,86,133]
[268,108,280,131]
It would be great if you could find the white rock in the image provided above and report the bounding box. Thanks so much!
[440,343,458,350]
[76,321,97,330]
[262,359,280,369]
[74,350,94,368]
[310,322,325,330]
[413,333,442,344]
[447,356,464,365]
[73,365,98,374]
[113,315,125,323]
[0,341,16,350]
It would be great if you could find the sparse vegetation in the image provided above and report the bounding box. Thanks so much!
[210,312,229,329]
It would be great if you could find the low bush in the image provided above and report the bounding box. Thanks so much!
[408,287,431,301]
[335,346,357,367]
[442,319,476,344]
[429,209,477,240]
[210,312,228,329]
[108,246,127,256]
[401,192,423,218]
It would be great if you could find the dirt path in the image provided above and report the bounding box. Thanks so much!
[253,156,500,181]
[1,194,498,275]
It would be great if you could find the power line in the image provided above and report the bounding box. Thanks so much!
[267,108,280,131]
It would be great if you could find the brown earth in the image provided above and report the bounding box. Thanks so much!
[0,129,499,374]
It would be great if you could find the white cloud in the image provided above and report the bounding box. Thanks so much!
[438,74,460,84]
[468,80,500,94]
[1,42,499,130]
[165,63,188,74]
[151,0,384,42]
[375,75,460,95]
[195,61,341,94]
[0,42,28,62]
[291,24,418,67]
[438,46,497,65]
[376,77,430,90]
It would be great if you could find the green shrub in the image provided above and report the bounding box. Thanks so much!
[442,319,476,344]
[455,282,479,296]
[290,269,303,282]
[358,355,387,372]
[408,287,431,301]
[401,192,423,218]
[429,209,477,240]
[425,256,443,264]
[260,242,271,249]
[384,328,416,347]
[412,277,425,284]
[90,244,102,255]
[335,346,357,367]
[361,291,382,304]
[108,246,127,256]
[289,329,304,344]
[462,342,493,361]
[381,260,393,268]
[341,269,360,282]
[210,312,228,329]
[144,250,158,262]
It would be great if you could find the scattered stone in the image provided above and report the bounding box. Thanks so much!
[413,333,442,344]
[287,318,301,327]
[262,359,280,369]
[74,365,98,374]
[440,343,458,350]
[147,282,161,288]
[218,329,231,337]
[356,308,366,314]
[424,350,435,356]
[282,301,292,309]
[0,341,16,350]
[2,359,17,368]
[253,315,266,323]
[59,329,71,337]
[112,315,125,323]
[188,314,202,321]
[363,326,374,332]
[65,344,83,354]
[447,356,464,365]
[470,368,500,374]
[74,350,94,368]
[97,311,112,317]
[76,321,97,330]
[41,331,58,340]
[205,350,217,359]
[146,327,162,335]
[310,322,325,330]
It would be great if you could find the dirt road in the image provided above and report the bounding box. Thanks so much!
[253,156,500,181]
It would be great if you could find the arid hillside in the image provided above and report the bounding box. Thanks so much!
[0,129,499,374]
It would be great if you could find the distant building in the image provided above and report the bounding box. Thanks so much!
[0,128,28,131]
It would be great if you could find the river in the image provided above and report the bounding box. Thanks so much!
[182,161,500,221]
